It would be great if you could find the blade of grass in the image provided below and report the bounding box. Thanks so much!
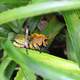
[0,56,16,80]
[27,16,41,33]
[63,10,80,65]
[42,16,64,45]
[0,0,30,4]
[15,67,36,80]
[66,32,77,62]
[2,40,80,80]
[0,1,80,25]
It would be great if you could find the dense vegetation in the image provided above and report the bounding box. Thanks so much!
[0,0,80,80]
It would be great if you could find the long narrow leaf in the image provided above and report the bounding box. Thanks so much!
[0,1,80,25]
[15,67,36,80]
[2,40,80,80]
[63,10,80,65]
[42,17,64,45]
[0,57,16,80]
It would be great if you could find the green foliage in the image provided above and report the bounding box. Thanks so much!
[63,10,80,64]
[0,1,80,80]
[2,40,80,80]
[42,17,64,45]
[0,57,16,80]
[15,67,36,80]
[0,1,80,25]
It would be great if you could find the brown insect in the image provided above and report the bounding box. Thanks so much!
[13,27,48,50]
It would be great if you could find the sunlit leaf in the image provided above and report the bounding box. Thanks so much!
[0,1,80,25]
[2,40,80,80]
[63,10,80,65]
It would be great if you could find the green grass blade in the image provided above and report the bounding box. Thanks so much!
[42,16,64,45]
[15,67,36,80]
[27,16,41,33]
[0,57,11,80]
[2,40,80,80]
[0,1,80,25]
[63,10,80,65]
[0,0,30,4]
[0,57,16,80]
[66,32,77,62]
